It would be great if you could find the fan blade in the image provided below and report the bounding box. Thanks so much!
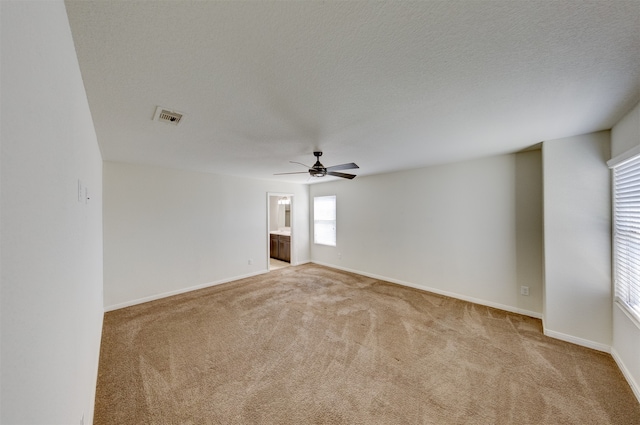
[327,171,356,180]
[274,171,309,175]
[326,162,359,172]
[290,161,311,168]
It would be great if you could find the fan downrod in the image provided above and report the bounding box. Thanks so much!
[274,151,358,180]
[311,152,326,177]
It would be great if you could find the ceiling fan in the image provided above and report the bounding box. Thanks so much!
[275,151,359,180]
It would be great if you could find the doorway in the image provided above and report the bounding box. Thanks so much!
[267,193,294,271]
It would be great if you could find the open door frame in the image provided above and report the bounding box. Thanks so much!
[267,192,295,270]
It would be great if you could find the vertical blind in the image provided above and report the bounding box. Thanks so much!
[314,195,336,246]
[612,154,640,322]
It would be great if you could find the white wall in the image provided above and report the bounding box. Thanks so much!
[542,131,611,351]
[515,150,544,314]
[269,195,291,231]
[612,102,640,158]
[1,2,104,424]
[610,101,640,401]
[269,196,280,231]
[103,162,309,309]
[310,152,543,317]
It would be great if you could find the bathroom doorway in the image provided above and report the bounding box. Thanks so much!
[267,193,294,271]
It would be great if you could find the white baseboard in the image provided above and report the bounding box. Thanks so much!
[104,260,638,404]
[306,263,637,403]
[312,262,620,355]
[611,348,640,404]
[311,261,542,319]
[104,269,269,312]
[542,327,611,353]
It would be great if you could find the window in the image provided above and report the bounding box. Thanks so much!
[611,153,640,323]
[314,195,336,246]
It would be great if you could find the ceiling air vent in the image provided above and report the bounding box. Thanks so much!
[153,106,184,126]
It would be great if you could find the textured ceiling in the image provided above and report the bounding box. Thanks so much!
[65,1,640,183]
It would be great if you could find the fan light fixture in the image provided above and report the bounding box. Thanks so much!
[274,152,359,180]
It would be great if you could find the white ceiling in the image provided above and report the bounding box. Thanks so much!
[65,1,640,184]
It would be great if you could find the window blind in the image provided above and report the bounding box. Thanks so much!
[314,195,336,246]
[612,154,640,322]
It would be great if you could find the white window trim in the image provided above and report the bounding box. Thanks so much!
[607,144,640,169]
[314,195,336,247]
[616,300,640,330]
[609,149,640,328]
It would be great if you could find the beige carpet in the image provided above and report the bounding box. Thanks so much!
[94,264,640,424]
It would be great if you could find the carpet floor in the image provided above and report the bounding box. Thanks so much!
[94,264,640,424]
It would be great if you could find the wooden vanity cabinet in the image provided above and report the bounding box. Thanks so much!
[278,235,290,262]
[270,234,290,262]
[270,234,279,259]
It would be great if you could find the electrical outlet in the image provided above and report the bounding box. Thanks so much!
[337,252,342,260]
[520,286,529,296]
[248,259,253,265]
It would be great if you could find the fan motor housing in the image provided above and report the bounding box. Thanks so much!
[274,151,357,180]
[310,152,327,177]
[310,167,327,177]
